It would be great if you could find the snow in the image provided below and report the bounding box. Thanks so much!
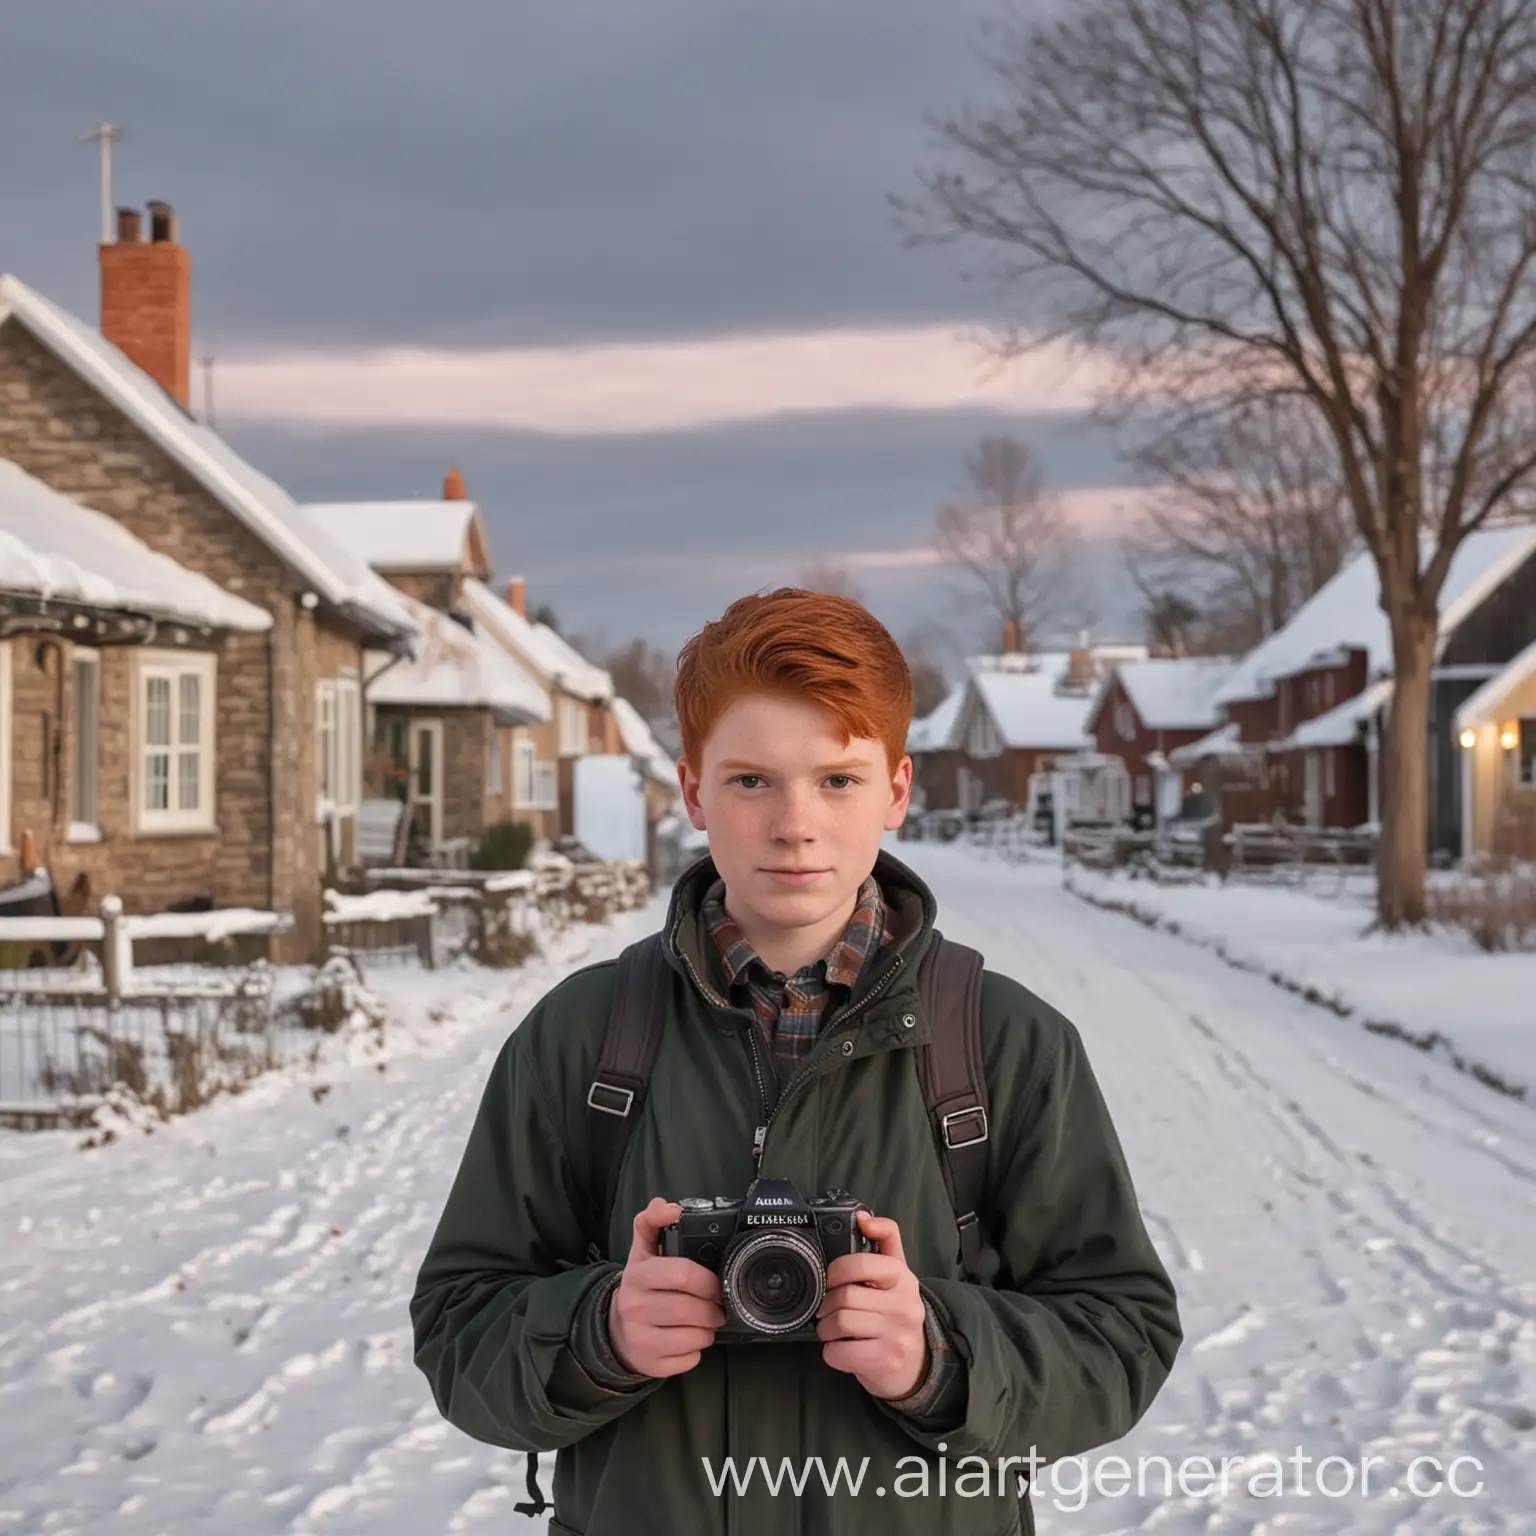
[1167,720,1244,768]
[1274,678,1395,752]
[0,460,271,633]
[322,889,440,923]
[362,592,549,724]
[0,275,415,642]
[302,502,482,573]
[965,654,1101,751]
[3,847,1533,1530]
[1064,862,1535,1099]
[458,578,610,699]
[1112,657,1239,732]
[120,910,293,943]
[906,683,965,754]
[610,697,677,785]
[1213,524,1536,706]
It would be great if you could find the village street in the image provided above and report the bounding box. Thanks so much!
[0,842,1531,1534]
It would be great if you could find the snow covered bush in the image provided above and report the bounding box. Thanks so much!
[1427,863,1536,952]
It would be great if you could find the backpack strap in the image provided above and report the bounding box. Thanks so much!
[916,933,993,1283]
[585,933,669,1261]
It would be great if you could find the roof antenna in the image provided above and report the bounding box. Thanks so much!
[77,123,126,244]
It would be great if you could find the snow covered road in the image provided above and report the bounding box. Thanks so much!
[1,846,1532,1533]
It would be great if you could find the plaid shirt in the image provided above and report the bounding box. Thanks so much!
[700,874,888,1092]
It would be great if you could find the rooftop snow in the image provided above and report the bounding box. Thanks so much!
[1214,524,1536,707]
[1274,678,1394,752]
[459,578,612,699]
[303,501,484,574]
[611,696,677,785]
[365,592,549,723]
[1457,636,1536,732]
[966,654,1101,751]
[1109,657,1239,732]
[0,275,415,642]
[0,459,271,633]
[907,683,965,754]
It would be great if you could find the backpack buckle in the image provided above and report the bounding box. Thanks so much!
[587,1080,635,1117]
[941,1105,988,1149]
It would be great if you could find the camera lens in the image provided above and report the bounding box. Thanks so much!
[721,1229,825,1335]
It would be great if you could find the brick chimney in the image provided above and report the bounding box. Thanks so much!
[506,577,527,617]
[1002,617,1021,654]
[443,467,468,500]
[100,201,192,406]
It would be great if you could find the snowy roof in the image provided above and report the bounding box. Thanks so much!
[612,696,678,786]
[0,459,271,633]
[964,654,1100,751]
[1214,524,1536,706]
[1272,678,1394,752]
[1168,721,1244,768]
[302,500,491,576]
[1097,657,1239,733]
[459,577,612,700]
[906,683,965,754]
[0,274,415,642]
[365,592,549,723]
[1456,638,1536,732]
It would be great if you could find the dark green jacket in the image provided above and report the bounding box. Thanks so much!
[411,852,1180,1535]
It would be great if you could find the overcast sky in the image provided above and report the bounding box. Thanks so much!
[2,0,1149,665]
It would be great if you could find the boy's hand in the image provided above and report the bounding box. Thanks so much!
[816,1212,929,1400]
[609,1197,727,1378]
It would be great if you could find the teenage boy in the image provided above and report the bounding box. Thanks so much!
[412,589,1181,1534]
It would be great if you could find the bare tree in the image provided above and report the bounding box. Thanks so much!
[602,636,676,728]
[935,434,1073,652]
[905,0,1536,926]
[1129,397,1358,649]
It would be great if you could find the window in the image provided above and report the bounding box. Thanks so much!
[71,650,101,836]
[513,732,559,810]
[558,696,587,756]
[1521,719,1536,788]
[1115,700,1136,740]
[316,680,337,816]
[1324,673,1335,708]
[488,727,503,795]
[318,675,362,819]
[136,652,216,834]
[1324,748,1336,799]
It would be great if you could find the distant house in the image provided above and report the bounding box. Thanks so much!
[905,684,966,815]
[1083,656,1237,824]
[1186,524,1536,852]
[459,577,618,841]
[307,486,549,859]
[937,643,1148,816]
[1454,640,1536,861]
[0,210,415,953]
[611,696,681,871]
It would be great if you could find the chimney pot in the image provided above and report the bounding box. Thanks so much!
[443,467,468,500]
[1002,618,1021,654]
[506,576,527,618]
[147,201,176,243]
[115,207,142,243]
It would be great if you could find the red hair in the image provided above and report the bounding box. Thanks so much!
[675,589,913,772]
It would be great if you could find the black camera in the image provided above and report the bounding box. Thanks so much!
[660,1177,875,1343]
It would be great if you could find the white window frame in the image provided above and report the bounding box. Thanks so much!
[70,647,102,841]
[316,679,338,822]
[558,696,587,757]
[488,726,503,796]
[512,733,559,811]
[134,650,217,836]
[0,643,12,855]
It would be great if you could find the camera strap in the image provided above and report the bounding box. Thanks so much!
[585,931,993,1282]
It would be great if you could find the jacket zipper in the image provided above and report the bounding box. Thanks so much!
[750,954,906,1166]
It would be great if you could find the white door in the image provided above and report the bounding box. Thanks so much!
[409,720,444,849]
[1303,751,1322,828]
